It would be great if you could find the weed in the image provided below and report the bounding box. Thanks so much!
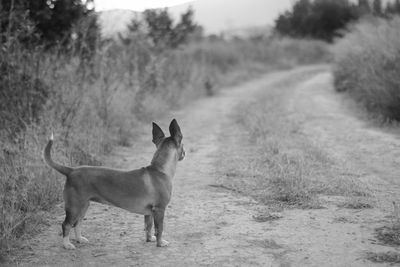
[253,212,282,222]
[338,198,373,209]
[366,202,400,263]
[372,202,400,247]
[366,251,400,264]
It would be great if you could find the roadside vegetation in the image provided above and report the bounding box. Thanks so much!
[0,0,332,259]
[332,17,400,121]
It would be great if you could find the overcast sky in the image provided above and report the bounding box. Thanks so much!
[95,0,293,33]
[95,0,193,11]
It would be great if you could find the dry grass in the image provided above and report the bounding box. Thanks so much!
[366,202,400,264]
[374,202,400,246]
[332,16,400,121]
[217,68,369,208]
[366,251,400,264]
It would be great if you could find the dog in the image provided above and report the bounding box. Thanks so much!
[44,119,185,249]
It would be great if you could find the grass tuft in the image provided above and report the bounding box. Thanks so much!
[366,251,400,264]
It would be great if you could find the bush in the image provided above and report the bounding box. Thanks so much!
[332,17,400,120]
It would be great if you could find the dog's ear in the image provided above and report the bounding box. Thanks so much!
[169,119,182,144]
[152,122,165,146]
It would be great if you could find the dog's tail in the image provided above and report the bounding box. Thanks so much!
[43,133,73,176]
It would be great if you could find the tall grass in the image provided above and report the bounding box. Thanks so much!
[332,16,400,121]
[0,19,330,258]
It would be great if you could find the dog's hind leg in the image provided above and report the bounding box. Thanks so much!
[62,209,77,250]
[74,202,90,244]
[62,188,84,249]
[144,215,156,242]
[153,208,169,247]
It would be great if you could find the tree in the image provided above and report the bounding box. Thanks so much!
[311,0,358,41]
[275,11,293,36]
[144,9,174,47]
[170,8,197,48]
[358,0,371,15]
[291,0,313,37]
[274,0,358,42]
[128,7,198,49]
[373,0,382,15]
[0,0,97,47]
[384,0,400,15]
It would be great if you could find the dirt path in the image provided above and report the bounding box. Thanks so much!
[277,71,400,266]
[13,65,400,266]
[289,72,400,209]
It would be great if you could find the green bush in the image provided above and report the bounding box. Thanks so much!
[332,17,400,120]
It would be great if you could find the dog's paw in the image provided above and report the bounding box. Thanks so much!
[147,235,156,242]
[63,242,76,250]
[77,236,89,243]
[157,239,169,247]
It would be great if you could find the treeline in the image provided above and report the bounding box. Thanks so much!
[275,0,400,42]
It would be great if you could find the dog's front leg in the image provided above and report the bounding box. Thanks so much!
[74,220,89,244]
[153,208,169,247]
[144,215,156,242]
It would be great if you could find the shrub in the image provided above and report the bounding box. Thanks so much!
[332,17,400,120]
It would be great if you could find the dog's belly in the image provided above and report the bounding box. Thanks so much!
[122,200,153,215]
[90,195,153,215]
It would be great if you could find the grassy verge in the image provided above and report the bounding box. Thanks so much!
[216,67,369,209]
[332,16,400,122]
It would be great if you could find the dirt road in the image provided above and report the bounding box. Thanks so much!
[13,65,400,266]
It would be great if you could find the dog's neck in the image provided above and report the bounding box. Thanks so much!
[150,146,177,177]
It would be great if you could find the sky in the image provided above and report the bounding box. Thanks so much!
[95,0,293,33]
[95,0,194,11]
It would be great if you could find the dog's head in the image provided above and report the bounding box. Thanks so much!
[152,119,185,161]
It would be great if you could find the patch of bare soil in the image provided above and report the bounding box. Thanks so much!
[13,65,399,267]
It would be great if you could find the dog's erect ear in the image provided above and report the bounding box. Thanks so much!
[152,122,165,146]
[169,119,182,144]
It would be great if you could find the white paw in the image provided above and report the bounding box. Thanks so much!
[63,241,76,250]
[77,236,89,243]
[150,235,156,242]
[157,239,169,247]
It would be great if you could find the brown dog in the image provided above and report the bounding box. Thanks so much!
[44,119,185,249]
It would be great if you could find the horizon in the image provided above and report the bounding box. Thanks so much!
[94,0,194,12]
[95,0,293,34]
